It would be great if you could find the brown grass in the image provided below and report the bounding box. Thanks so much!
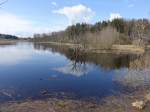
[35,42,146,54]
[0,39,17,45]
[112,45,145,54]
[0,89,150,112]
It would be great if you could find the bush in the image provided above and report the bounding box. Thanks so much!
[84,26,119,49]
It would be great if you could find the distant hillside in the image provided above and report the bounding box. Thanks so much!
[0,34,18,40]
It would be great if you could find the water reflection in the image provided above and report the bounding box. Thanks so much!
[34,43,139,70]
[34,43,150,88]
[116,69,150,88]
[0,44,33,65]
[115,51,150,88]
[0,42,150,102]
[53,62,92,77]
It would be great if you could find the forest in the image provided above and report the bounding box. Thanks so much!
[0,34,18,40]
[33,18,150,49]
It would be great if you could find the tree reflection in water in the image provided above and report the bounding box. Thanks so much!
[34,43,138,70]
[34,43,150,88]
[114,51,150,89]
[53,48,92,77]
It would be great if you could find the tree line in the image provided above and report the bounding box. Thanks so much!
[33,18,150,49]
[0,34,18,40]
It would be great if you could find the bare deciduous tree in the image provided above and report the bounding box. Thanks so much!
[132,19,150,47]
[83,26,119,49]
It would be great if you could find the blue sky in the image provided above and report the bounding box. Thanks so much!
[0,0,150,37]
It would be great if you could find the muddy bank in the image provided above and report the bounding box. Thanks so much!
[0,89,150,112]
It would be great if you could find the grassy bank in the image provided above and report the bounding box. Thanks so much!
[0,39,17,45]
[111,45,145,54]
[35,42,145,54]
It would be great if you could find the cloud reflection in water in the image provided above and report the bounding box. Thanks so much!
[53,62,93,77]
[0,46,33,65]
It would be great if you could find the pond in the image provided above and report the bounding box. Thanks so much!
[0,42,150,102]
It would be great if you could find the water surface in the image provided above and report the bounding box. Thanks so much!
[0,42,150,102]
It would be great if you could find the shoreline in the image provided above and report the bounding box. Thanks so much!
[35,41,146,54]
[0,40,145,54]
[0,39,17,45]
[0,88,150,112]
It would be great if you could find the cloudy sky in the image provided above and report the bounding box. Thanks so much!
[0,0,149,37]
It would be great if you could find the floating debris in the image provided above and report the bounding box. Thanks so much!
[132,100,145,110]
[145,93,150,102]
[41,90,49,96]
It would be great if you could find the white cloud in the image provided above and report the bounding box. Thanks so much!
[109,13,122,21]
[51,1,57,6]
[53,4,95,24]
[0,12,50,37]
[128,4,134,8]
